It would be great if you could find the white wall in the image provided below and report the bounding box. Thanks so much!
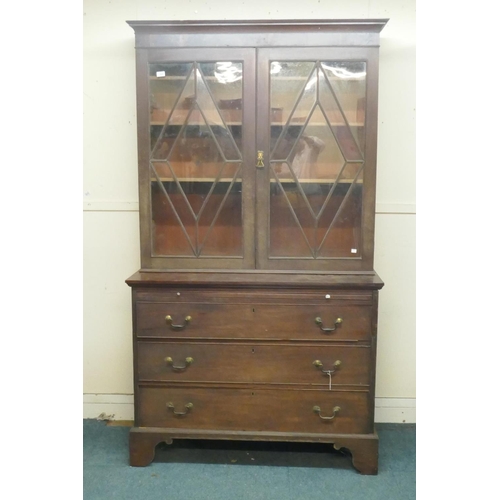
[83,0,416,422]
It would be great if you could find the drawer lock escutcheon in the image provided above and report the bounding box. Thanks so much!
[167,402,194,416]
[165,315,192,330]
[313,405,341,421]
[313,359,341,375]
[315,316,343,333]
[165,356,194,372]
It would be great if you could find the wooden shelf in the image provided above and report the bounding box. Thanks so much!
[150,75,364,82]
[286,77,366,81]
[150,75,224,81]
[150,121,243,126]
[272,178,362,184]
[150,107,364,127]
[150,177,361,184]
[152,177,241,183]
[150,121,365,127]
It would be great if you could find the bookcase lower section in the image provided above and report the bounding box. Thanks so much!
[126,272,382,474]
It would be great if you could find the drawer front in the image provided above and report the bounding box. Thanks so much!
[137,387,371,434]
[134,288,373,305]
[135,302,372,341]
[137,342,371,386]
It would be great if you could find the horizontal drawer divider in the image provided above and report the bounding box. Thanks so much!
[136,380,371,391]
[136,298,373,306]
[135,336,371,345]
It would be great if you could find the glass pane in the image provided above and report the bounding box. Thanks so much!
[270,62,316,158]
[198,164,243,256]
[149,61,243,257]
[316,165,364,257]
[269,60,366,260]
[269,178,315,258]
[321,62,366,124]
[321,61,366,160]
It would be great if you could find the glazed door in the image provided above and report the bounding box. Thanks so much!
[137,48,256,269]
[256,48,379,271]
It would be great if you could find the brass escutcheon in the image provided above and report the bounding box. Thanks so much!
[256,150,264,168]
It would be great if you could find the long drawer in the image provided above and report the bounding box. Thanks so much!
[136,387,372,434]
[135,302,372,341]
[136,342,371,386]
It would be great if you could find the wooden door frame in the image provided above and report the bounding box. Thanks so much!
[135,48,257,270]
[255,47,379,272]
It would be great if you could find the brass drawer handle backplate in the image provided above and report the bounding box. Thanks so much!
[165,356,194,372]
[167,402,194,416]
[315,316,343,333]
[165,315,192,330]
[313,405,341,421]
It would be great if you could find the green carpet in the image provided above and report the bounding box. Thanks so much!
[83,420,415,499]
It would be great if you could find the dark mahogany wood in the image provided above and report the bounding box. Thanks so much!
[129,426,378,473]
[126,19,386,474]
[126,270,384,288]
[136,386,372,434]
[129,427,173,467]
[136,341,371,386]
[333,433,379,475]
[134,299,373,341]
[127,276,383,472]
[127,19,389,33]
[127,19,389,50]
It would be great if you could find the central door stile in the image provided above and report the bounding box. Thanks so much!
[240,48,258,270]
[255,48,272,270]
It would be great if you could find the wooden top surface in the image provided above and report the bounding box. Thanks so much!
[126,19,389,34]
[126,270,384,289]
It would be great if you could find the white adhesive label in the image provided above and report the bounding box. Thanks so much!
[156,71,166,77]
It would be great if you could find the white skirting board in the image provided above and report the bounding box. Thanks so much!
[374,398,416,424]
[83,394,416,424]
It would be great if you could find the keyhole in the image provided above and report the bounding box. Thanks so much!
[251,348,255,353]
